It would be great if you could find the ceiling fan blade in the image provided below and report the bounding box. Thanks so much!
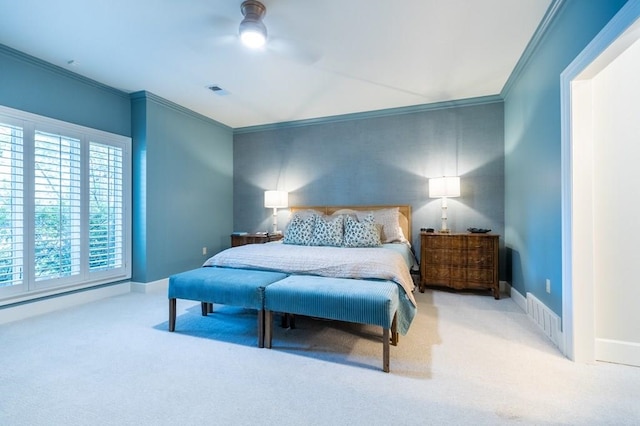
[268,36,321,65]
[191,14,238,50]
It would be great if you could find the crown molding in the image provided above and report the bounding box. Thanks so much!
[0,43,130,99]
[501,0,566,99]
[233,95,503,135]
[130,91,232,131]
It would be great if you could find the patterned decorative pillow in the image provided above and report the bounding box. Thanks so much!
[310,214,344,246]
[355,207,407,243]
[343,213,382,247]
[284,213,317,245]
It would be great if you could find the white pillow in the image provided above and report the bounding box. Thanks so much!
[290,209,324,219]
[355,208,407,243]
[332,208,358,217]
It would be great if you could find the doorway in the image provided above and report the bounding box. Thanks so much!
[562,1,640,366]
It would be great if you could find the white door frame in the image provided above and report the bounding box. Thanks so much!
[560,0,640,362]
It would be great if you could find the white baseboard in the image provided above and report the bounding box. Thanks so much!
[0,277,169,325]
[526,291,563,350]
[509,286,563,352]
[595,338,640,367]
[131,278,168,294]
[507,282,527,312]
[0,282,131,325]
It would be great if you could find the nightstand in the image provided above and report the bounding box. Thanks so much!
[231,233,283,247]
[420,232,499,299]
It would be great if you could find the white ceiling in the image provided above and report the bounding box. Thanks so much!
[0,0,551,129]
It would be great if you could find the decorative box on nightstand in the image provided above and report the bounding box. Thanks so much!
[230,233,283,247]
[420,232,499,299]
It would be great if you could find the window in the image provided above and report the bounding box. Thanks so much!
[0,106,131,303]
[89,142,124,272]
[0,123,23,288]
[33,131,82,281]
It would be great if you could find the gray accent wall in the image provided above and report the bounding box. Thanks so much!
[233,100,505,278]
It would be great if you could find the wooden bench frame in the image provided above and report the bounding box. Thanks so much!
[264,311,398,372]
[263,276,400,372]
[167,267,287,347]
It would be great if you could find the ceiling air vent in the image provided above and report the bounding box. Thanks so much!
[207,85,230,96]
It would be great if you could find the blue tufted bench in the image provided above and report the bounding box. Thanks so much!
[168,267,288,347]
[264,275,400,372]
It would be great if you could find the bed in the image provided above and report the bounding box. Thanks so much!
[203,205,417,335]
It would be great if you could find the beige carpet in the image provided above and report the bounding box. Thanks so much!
[1,287,639,425]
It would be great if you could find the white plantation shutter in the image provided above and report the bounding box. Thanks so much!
[0,123,24,287]
[89,142,123,271]
[33,130,82,281]
[0,105,131,303]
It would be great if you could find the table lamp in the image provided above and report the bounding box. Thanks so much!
[429,176,460,233]
[264,190,288,234]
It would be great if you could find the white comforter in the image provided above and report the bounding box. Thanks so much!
[203,242,417,307]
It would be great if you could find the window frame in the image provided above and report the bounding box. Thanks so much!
[0,105,131,305]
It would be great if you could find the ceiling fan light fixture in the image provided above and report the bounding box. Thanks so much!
[239,22,267,48]
[239,0,267,49]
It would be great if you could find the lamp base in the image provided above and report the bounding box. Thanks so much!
[439,198,451,235]
[271,208,278,235]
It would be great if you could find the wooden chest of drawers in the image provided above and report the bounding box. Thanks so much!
[420,232,499,299]
[231,233,283,247]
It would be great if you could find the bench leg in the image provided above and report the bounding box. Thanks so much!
[391,313,398,346]
[258,309,265,348]
[201,302,213,316]
[169,298,176,332]
[264,310,273,349]
[383,327,390,373]
[280,313,296,329]
[288,313,296,329]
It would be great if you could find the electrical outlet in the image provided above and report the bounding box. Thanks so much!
[202,247,207,256]
[546,279,551,294]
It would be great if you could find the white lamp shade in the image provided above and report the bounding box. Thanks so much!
[264,190,288,208]
[429,176,460,198]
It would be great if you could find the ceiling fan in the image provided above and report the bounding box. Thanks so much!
[208,0,320,65]
[238,0,268,49]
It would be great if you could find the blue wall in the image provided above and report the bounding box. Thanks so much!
[4,0,627,297]
[0,44,130,136]
[234,99,506,276]
[131,92,234,283]
[503,0,627,316]
[0,44,234,285]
